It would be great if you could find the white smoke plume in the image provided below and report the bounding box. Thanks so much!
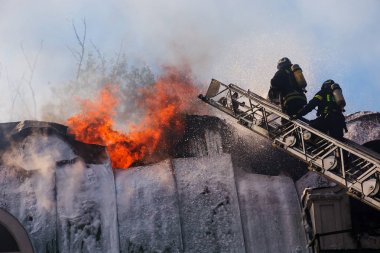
[1,134,77,211]
[0,0,379,122]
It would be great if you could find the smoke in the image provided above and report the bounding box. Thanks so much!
[118,0,380,105]
[1,134,77,211]
[56,160,86,216]
[0,0,379,122]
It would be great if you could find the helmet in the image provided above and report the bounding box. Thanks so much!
[321,79,335,90]
[277,57,292,70]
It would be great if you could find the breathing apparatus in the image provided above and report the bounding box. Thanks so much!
[322,79,346,110]
[291,64,307,91]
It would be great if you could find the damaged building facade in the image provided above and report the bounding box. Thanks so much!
[0,112,380,252]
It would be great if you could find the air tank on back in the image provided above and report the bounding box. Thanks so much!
[291,64,307,90]
[331,83,346,109]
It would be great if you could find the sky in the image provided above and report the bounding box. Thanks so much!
[0,0,379,122]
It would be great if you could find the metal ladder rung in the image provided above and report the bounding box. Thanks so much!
[310,144,335,159]
[353,160,367,167]
[278,123,294,133]
[308,142,331,154]
[306,139,328,151]
[349,168,366,177]
[317,141,331,150]
[315,138,328,145]
[267,115,281,124]
[351,158,365,166]
[345,166,367,178]
[360,162,373,170]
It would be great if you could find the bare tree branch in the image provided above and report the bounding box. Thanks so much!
[72,18,87,80]
[67,45,81,61]
[110,41,125,82]
[90,39,106,69]
[7,70,31,120]
[20,40,43,119]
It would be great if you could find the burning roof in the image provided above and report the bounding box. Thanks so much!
[66,68,200,169]
[0,120,107,165]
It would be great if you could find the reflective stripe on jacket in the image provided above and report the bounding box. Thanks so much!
[283,90,307,106]
[300,90,340,117]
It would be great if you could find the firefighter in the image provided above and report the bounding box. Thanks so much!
[231,92,245,115]
[268,57,307,116]
[293,79,347,140]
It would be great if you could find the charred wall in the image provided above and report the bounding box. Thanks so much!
[173,115,308,180]
[0,117,311,253]
[0,121,119,253]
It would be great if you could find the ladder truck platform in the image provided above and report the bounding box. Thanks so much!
[198,79,380,211]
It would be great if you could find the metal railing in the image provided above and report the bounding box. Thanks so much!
[199,79,380,210]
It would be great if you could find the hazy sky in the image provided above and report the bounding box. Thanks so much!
[0,0,379,122]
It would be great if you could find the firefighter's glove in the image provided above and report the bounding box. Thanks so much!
[290,113,302,121]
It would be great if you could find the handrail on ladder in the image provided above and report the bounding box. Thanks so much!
[199,79,380,211]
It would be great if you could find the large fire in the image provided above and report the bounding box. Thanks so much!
[67,68,199,168]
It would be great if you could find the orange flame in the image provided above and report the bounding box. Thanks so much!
[67,68,198,168]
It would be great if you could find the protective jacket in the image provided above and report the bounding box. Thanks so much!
[231,93,245,115]
[269,67,307,115]
[298,89,347,140]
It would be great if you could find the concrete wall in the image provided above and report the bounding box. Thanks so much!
[115,154,246,253]
[56,161,119,253]
[115,153,309,253]
[237,173,309,253]
[173,155,245,253]
[0,131,119,253]
[115,160,182,253]
[0,119,311,253]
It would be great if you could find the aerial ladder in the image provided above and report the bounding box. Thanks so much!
[199,79,380,211]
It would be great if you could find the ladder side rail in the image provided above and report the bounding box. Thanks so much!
[235,82,378,168]
[289,120,380,168]
[247,87,380,179]
[210,82,380,168]
[281,143,380,210]
[205,81,380,168]
[229,83,380,207]
[356,165,378,182]
[339,148,347,187]
[244,88,377,163]
[227,86,278,133]
[199,80,380,210]
[277,122,380,187]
